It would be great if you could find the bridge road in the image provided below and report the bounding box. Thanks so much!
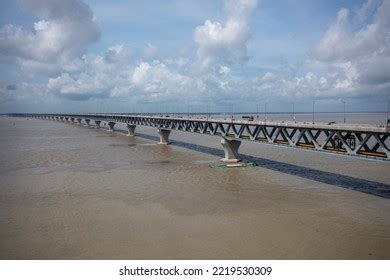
[12,113,390,162]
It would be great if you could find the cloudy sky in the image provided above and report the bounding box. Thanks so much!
[0,0,389,113]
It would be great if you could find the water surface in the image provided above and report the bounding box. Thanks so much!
[0,117,389,259]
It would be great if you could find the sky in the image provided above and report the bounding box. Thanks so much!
[0,0,389,113]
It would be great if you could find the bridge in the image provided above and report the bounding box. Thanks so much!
[10,113,390,161]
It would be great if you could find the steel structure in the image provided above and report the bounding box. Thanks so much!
[10,113,390,161]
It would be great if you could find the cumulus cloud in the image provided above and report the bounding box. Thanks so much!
[356,0,380,21]
[193,0,257,69]
[0,0,100,67]
[104,45,132,63]
[47,49,240,103]
[48,72,109,100]
[47,52,199,102]
[47,52,134,100]
[312,0,390,88]
[261,72,276,82]
[143,43,159,60]
[218,65,230,75]
[129,61,200,101]
[2,0,389,110]
[313,3,389,62]
[254,71,344,101]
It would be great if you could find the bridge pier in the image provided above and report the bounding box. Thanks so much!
[127,124,136,136]
[221,138,241,163]
[95,120,101,128]
[157,129,171,144]
[85,119,90,126]
[108,122,116,131]
[77,118,82,125]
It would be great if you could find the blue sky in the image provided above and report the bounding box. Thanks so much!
[0,0,389,113]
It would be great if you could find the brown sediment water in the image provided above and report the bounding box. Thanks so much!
[0,117,389,259]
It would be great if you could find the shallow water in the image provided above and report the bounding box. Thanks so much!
[0,116,389,259]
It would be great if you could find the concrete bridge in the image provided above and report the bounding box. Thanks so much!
[10,113,390,161]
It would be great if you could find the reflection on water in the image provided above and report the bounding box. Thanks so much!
[0,116,389,260]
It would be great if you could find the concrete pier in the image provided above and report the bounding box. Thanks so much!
[95,120,101,128]
[221,138,241,162]
[108,122,115,131]
[127,124,136,136]
[157,129,171,144]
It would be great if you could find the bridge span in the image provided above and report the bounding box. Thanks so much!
[10,113,390,161]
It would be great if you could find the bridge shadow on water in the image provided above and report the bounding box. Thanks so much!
[129,131,390,199]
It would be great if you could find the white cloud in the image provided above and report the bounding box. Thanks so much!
[131,62,151,85]
[47,50,134,100]
[356,0,380,21]
[48,72,109,100]
[0,0,100,68]
[313,3,389,62]
[261,72,276,82]
[143,43,159,60]
[104,45,132,63]
[129,61,198,101]
[313,8,350,61]
[47,56,202,102]
[1,0,389,110]
[34,20,50,31]
[193,0,257,69]
[310,0,390,97]
[218,65,230,75]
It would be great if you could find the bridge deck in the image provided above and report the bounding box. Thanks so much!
[10,113,390,161]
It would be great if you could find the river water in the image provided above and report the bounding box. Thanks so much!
[0,115,389,259]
